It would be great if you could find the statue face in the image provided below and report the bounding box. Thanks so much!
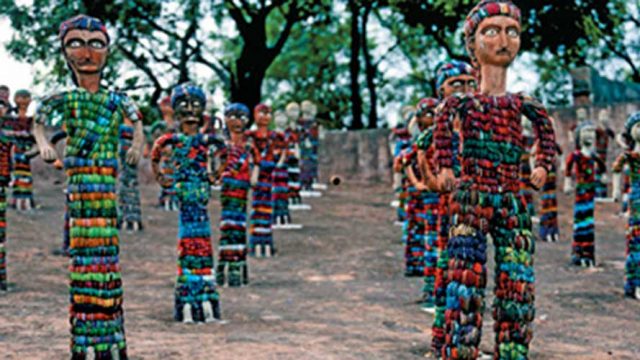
[441,74,477,98]
[0,102,7,117]
[576,108,588,122]
[598,109,609,126]
[632,123,640,143]
[224,111,247,135]
[254,107,272,128]
[14,94,31,111]
[274,111,288,129]
[285,103,300,121]
[417,109,435,129]
[62,29,109,79]
[473,16,521,68]
[174,95,204,135]
[580,126,596,148]
[301,100,317,120]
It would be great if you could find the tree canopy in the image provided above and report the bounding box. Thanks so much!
[0,0,637,126]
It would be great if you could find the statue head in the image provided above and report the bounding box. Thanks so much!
[224,103,249,136]
[254,103,272,129]
[415,98,439,130]
[301,100,318,121]
[464,1,521,69]
[576,107,588,122]
[0,96,8,118]
[598,108,609,127]
[625,112,640,145]
[435,60,477,98]
[285,102,301,123]
[274,110,288,130]
[575,121,596,149]
[14,89,31,112]
[0,85,9,101]
[158,96,174,120]
[171,83,206,135]
[59,15,110,86]
[400,105,416,127]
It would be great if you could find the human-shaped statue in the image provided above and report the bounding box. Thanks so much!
[612,112,640,299]
[285,102,310,210]
[214,103,255,287]
[419,59,477,356]
[433,2,556,358]
[246,104,284,257]
[47,130,70,256]
[151,96,179,211]
[0,94,33,290]
[32,15,145,358]
[538,117,563,242]
[117,120,143,231]
[595,108,615,199]
[272,110,302,229]
[564,122,604,267]
[151,83,224,322]
[299,100,322,196]
[390,106,415,224]
[7,90,38,210]
[401,99,439,304]
[520,116,536,217]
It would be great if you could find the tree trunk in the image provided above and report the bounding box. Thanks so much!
[349,0,364,130]
[361,3,378,129]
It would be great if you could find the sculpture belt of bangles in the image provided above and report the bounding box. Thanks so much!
[433,93,555,360]
[249,158,276,255]
[35,88,138,358]
[117,124,143,230]
[272,155,292,224]
[217,145,251,287]
[566,151,599,265]
[539,161,559,241]
[152,133,222,322]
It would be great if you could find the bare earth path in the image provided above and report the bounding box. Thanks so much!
[1,180,639,359]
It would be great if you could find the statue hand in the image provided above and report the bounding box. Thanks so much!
[437,168,455,192]
[40,144,58,163]
[125,147,141,165]
[563,177,573,195]
[530,167,547,190]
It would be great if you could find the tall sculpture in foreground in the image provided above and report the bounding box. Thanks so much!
[434,1,556,358]
[33,15,145,358]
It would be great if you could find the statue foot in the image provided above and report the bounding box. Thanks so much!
[87,346,95,360]
[203,301,215,323]
[265,245,272,258]
[635,287,640,300]
[111,344,121,360]
[254,245,263,258]
[182,304,194,323]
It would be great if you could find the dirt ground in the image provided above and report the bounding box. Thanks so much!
[1,179,639,359]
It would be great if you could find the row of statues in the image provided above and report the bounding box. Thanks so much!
[0,14,328,359]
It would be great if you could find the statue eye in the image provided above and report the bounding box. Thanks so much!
[191,100,203,109]
[88,39,107,49]
[483,28,498,37]
[468,80,477,89]
[450,80,463,88]
[65,38,85,49]
[507,27,520,38]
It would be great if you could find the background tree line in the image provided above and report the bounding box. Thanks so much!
[0,0,638,128]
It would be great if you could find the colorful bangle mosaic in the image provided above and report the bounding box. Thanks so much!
[37,88,140,358]
[433,93,555,359]
[117,124,143,230]
[151,132,223,322]
[216,142,251,287]
[566,151,604,266]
